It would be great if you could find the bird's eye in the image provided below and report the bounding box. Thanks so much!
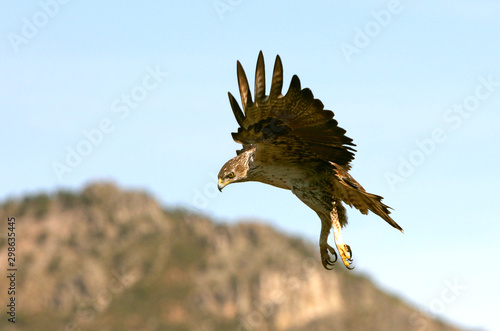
[228,172,235,179]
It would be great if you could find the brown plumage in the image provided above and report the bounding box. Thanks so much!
[218,52,403,270]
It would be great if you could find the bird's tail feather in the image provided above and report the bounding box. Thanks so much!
[333,163,403,233]
[360,192,403,233]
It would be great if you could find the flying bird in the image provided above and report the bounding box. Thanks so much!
[217,52,403,269]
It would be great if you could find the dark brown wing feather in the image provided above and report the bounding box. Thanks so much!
[228,51,356,169]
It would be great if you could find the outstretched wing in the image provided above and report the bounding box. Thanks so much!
[228,51,356,168]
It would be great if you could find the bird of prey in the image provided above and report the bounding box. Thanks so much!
[217,52,403,270]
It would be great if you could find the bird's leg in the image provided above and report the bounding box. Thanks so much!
[331,209,354,270]
[319,218,337,270]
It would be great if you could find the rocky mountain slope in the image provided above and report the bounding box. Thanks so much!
[0,183,463,330]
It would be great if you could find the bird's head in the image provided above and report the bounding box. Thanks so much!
[217,151,253,192]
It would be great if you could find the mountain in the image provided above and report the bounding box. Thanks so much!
[0,182,463,331]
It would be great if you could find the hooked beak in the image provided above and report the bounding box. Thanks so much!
[218,178,225,192]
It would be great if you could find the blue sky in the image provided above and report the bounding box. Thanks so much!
[2,1,500,329]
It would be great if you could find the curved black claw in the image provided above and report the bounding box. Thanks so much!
[323,259,335,270]
[325,258,336,265]
[345,244,353,260]
[342,245,355,270]
[327,245,338,263]
[321,245,338,270]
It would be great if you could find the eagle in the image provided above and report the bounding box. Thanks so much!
[217,52,403,270]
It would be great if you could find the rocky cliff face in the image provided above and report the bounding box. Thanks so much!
[0,183,461,331]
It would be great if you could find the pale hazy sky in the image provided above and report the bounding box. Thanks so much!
[2,1,500,330]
